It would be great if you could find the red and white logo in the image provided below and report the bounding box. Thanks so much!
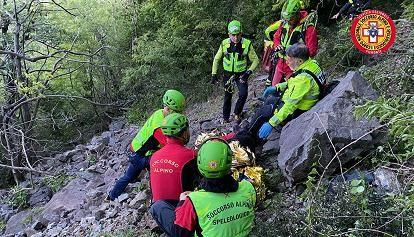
[350,10,396,54]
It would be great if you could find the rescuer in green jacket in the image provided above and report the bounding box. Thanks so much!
[149,138,256,237]
[228,43,326,151]
[107,90,185,200]
[259,42,326,138]
[211,20,259,123]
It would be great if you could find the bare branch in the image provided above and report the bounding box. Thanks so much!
[17,129,34,170]
[0,46,108,63]
[314,112,345,182]
[50,0,77,16]
[0,162,50,175]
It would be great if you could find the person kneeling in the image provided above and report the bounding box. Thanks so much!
[149,113,199,207]
[150,139,256,237]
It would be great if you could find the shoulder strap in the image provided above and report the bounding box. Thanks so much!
[292,69,324,98]
[241,38,252,55]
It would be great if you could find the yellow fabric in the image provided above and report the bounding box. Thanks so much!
[265,20,282,41]
[211,38,259,74]
[269,59,321,126]
[130,109,165,154]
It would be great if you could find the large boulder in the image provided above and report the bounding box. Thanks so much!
[38,178,88,226]
[277,71,384,185]
[4,209,32,236]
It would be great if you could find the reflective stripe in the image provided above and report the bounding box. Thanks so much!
[272,59,323,123]
[222,38,251,72]
[189,180,256,237]
[269,116,279,127]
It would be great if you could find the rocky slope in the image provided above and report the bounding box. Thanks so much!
[0,71,401,237]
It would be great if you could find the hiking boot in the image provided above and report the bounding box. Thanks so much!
[234,114,243,123]
[104,195,113,202]
[221,118,230,124]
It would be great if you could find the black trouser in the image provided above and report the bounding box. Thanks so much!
[149,200,178,237]
[235,95,305,150]
[223,71,248,120]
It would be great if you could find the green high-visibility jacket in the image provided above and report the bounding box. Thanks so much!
[278,15,315,59]
[265,20,282,41]
[212,38,259,74]
[188,180,256,237]
[130,109,164,155]
[269,59,323,126]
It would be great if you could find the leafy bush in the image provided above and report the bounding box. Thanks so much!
[316,21,366,79]
[44,172,73,194]
[252,192,307,236]
[402,0,414,20]
[355,19,414,165]
[355,96,414,164]
[0,219,6,232]
[5,186,29,208]
[303,181,414,236]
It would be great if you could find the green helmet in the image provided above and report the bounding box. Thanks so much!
[197,139,233,179]
[281,0,303,20]
[161,113,189,136]
[163,90,185,112]
[228,20,242,34]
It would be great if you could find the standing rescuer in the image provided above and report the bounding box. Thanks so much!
[150,139,256,237]
[270,0,318,86]
[149,112,199,206]
[211,20,259,123]
[107,90,185,201]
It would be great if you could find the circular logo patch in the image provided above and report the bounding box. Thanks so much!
[350,10,396,54]
[208,161,218,169]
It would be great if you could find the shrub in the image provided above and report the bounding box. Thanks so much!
[5,186,29,208]
[44,172,73,194]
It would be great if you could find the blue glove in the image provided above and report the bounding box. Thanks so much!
[262,86,276,100]
[258,122,274,139]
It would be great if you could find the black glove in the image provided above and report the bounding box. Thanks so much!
[211,74,218,84]
[240,70,252,83]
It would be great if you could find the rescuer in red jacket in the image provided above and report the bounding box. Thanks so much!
[270,0,318,86]
[149,113,199,206]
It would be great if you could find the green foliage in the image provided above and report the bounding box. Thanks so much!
[402,0,414,20]
[133,182,148,193]
[316,21,365,78]
[23,207,43,225]
[44,172,73,194]
[0,219,6,232]
[350,179,366,194]
[302,182,414,236]
[252,193,307,236]
[32,0,134,146]
[355,96,414,163]
[86,154,97,164]
[5,186,28,208]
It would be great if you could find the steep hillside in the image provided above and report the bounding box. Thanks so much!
[0,2,413,237]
